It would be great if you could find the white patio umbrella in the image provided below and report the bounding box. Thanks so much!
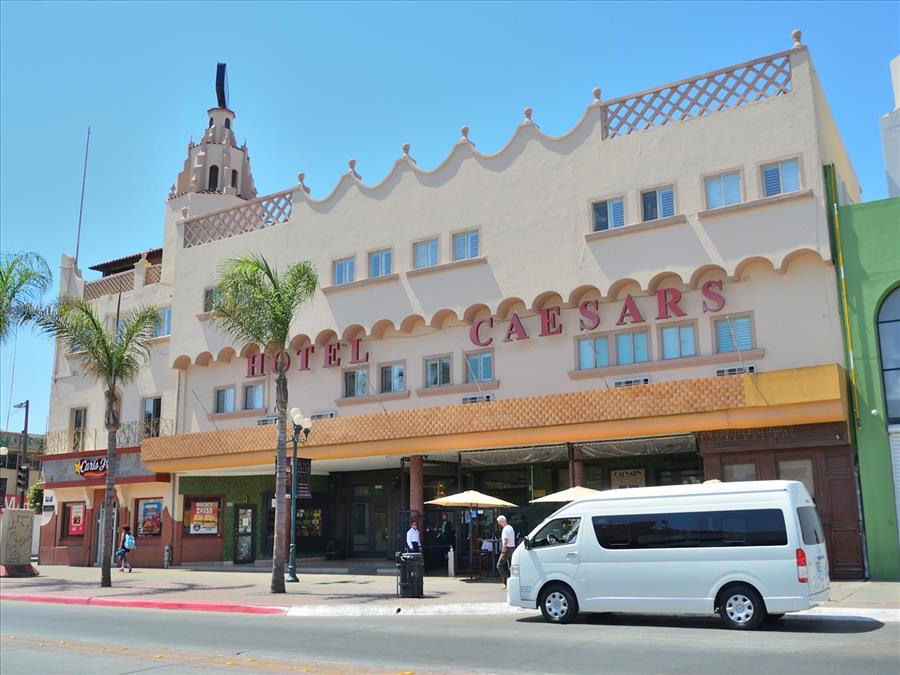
[425,490,517,509]
[530,485,604,503]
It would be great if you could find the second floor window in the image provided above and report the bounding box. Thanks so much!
[641,186,675,222]
[616,331,650,366]
[425,356,451,388]
[716,316,754,353]
[344,368,368,398]
[465,351,494,383]
[661,324,696,360]
[203,288,221,313]
[215,387,235,414]
[154,307,172,337]
[452,230,479,262]
[592,198,625,231]
[414,238,439,269]
[705,171,741,209]
[368,249,393,278]
[142,397,162,437]
[380,363,405,393]
[333,257,355,285]
[578,336,610,370]
[243,383,264,410]
[71,407,87,451]
[761,159,800,197]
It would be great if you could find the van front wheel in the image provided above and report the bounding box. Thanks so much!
[718,584,766,630]
[539,584,578,624]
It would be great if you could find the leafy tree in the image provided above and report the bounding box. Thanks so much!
[212,254,317,593]
[0,251,52,344]
[24,297,160,587]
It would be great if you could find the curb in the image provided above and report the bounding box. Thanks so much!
[0,593,288,615]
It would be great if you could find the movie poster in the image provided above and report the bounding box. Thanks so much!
[139,499,162,536]
[189,500,219,535]
[68,503,85,536]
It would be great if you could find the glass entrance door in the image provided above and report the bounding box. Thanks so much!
[233,504,256,564]
[351,502,370,555]
[350,500,389,557]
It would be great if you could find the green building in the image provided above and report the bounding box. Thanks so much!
[834,195,900,579]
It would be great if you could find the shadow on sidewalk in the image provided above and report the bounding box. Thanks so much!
[515,613,886,633]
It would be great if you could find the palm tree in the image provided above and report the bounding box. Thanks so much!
[24,296,161,588]
[0,251,52,344]
[212,254,317,593]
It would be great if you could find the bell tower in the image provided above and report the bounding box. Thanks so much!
[170,63,258,201]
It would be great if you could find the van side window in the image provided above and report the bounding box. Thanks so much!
[592,509,787,549]
[796,506,825,546]
[531,517,580,548]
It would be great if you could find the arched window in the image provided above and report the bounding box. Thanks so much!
[231,169,238,189]
[209,117,214,128]
[878,287,900,424]
[224,118,231,129]
[208,165,219,191]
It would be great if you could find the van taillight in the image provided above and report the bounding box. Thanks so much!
[796,548,808,583]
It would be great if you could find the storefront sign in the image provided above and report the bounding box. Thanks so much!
[139,499,162,536]
[74,456,108,479]
[189,500,219,535]
[68,503,85,536]
[611,468,646,489]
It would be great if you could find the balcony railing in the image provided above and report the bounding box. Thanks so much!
[44,419,174,455]
[182,189,293,248]
[116,418,175,447]
[144,264,162,285]
[45,427,97,455]
[83,269,135,300]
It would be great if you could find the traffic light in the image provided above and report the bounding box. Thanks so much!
[16,465,29,494]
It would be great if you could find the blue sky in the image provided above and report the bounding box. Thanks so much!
[1,1,898,432]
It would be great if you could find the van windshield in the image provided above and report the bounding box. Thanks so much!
[797,506,825,546]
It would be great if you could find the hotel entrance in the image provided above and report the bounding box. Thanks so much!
[350,496,389,558]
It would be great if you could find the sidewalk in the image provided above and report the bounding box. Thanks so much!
[2,565,898,619]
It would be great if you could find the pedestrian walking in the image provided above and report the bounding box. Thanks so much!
[117,525,135,572]
[405,519,421,552]
[496,515,516,589]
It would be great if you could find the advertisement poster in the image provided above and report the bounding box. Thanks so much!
[610,468,646,489]
[139,500,162,536]
[189,501,219,535]
[68,503,85,536]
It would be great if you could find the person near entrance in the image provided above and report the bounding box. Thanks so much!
[496,515,516,589]
[406,519,421,552]
[117,526,135,572]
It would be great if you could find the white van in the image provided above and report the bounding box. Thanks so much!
[508,480,829,629]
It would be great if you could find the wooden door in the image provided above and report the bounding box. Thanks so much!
[817,451,864,579]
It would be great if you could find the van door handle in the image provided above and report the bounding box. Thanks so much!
[566,552,578,558]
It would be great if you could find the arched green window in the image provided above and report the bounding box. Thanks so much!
[878,287,900,424]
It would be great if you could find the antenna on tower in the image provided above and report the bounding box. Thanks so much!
[74,127,91,268]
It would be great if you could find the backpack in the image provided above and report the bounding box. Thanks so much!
[124,533,136,550]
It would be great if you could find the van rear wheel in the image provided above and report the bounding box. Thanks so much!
[539,584,578,624]
[718,584,766,630]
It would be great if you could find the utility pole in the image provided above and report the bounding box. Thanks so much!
[14,400,29,505]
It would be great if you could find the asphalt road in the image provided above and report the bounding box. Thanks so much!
[2,601,898,675]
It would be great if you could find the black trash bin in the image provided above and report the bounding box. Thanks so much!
[395,551,424,598]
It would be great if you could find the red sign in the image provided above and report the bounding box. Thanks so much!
[68,503,85,536]
[74,456,108,479]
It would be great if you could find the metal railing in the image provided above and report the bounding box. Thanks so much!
[116,418,175,447]
[45,427,97,455]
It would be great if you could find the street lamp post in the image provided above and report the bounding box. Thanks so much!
[287,408,312,583]
[14,400,29,505]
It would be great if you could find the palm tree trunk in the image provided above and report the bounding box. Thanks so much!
[99,389,118,588]
[271,362,288,593]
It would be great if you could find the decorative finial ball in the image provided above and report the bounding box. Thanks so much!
[402,143,411,155]
[180,207,188,219]
[461,125,470,139]
[791,29,802,46]
[592,87,602,102]
[348,159,357,170]
[297,172,305,184]
[523,107,533,121]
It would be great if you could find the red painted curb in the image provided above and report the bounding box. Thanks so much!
[0,593,288,615]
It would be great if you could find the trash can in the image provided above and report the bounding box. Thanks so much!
[395,551,424,598]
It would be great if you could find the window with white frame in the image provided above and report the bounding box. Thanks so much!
[243,383,264,410]
[452,230,480,262]
[577,336,610,370]
[380,363,405,393]
[704,171,742,209]
[715,316,754,353]
[214,387,235,414]
[641,186,675,221]
[344,368,369,398]
[616,331,650,365]
[414,238,439,269]
[761,159,801,197]
[368,249,393,278]
[661,324,697,360]
[333,257,355,286]
[592,198,625,231]
[465,351,494,383]
[425,356,452,388]
[154,307,172,337]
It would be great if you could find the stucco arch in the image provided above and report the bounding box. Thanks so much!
[567,285,601,306]
[314,328,338,346]
[239,343,260,358]
[496,297,526,319]
[399,314,426,334]
[732,256,775,281]
[689,264,728,289]
[369,319,396,339]
[195,351,214,366]
[341,324,366,341]
[463,303,491,324]
[429,308,459,329]
[531,290,565,311]
[288,334,311,352]
[172,354,192,370]
[216,347,236,363]
[607,278,641,300]
[647,271,685,292]
[779,248,824,273]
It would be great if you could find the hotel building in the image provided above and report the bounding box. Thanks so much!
[39,32,870,578]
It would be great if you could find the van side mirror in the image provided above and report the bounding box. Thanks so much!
[523,536,533,550]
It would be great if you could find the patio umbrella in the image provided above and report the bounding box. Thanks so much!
[425,490,517,508]
[529,485,604,503]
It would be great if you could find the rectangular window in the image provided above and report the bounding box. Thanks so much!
[414,239,439,269]
[592,198,625,231]
[333,257,355,286]
[71,407,87,451]
[183,496,221,536]
[214,387,235,414]
[344,368,368,398]
[761,158,801,197]
[243,383,264,410]
[135,498,163,537]
[380,363,405,393]
[465,351,494,383]
[641,186,675,221]
[452,230,480,262]
[797,506,825,546]
[716,316,754,353]
[723,462,757,482]
[425,357,452,388]
[616,331,649,365]
[661,324,696,360]
[62,502,86,538]
[704,171,742,209]
[577,336,610,370]
[203,288,221,313]
[142,397,162,437]
[154,307,172,337]
[368,248,393,278]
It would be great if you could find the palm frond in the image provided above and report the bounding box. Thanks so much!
[0,251,52,343]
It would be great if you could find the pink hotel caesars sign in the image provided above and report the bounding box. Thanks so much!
[245,281,727,377]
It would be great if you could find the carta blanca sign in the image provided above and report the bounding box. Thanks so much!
[74,456,108,479]
[244,282,727,378]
